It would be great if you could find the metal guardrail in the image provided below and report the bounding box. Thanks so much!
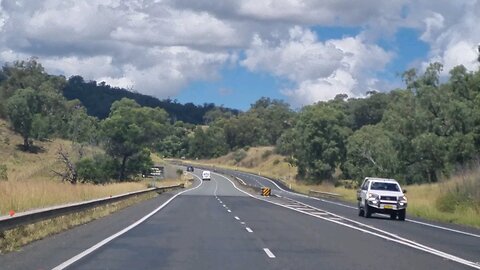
[0,184,184,232]
[308,189,341,198]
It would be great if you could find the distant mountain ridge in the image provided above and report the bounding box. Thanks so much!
[62,75,239,124]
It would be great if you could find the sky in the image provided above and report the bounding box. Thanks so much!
[0,0,479,111]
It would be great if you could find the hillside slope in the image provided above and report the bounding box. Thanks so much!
[0,120,147,214]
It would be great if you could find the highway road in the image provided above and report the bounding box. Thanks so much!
[1,167,479,269]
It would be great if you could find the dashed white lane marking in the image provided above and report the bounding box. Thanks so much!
[223,204,226,207]
[236,177,247,185]
[234,216,240,220]
[274,194,282,198]
[263,248,276,258]
[214,172,480,270]
[240,222,246,225]
[246,227,253,233]
[227,209,232,213]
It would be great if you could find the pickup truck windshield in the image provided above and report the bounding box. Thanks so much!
[370,182,400,192]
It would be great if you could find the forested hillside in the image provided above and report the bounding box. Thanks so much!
[1,59,480,187]
[63,75,239,123]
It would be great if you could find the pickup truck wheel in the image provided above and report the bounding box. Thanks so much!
[358,202,364,216]
[364,201,372,218]
[398,209,406,221]
[390,212,397,220]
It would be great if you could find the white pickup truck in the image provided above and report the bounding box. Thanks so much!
[357,177,408,221]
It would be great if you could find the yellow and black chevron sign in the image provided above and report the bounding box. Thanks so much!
[261,187,271,197]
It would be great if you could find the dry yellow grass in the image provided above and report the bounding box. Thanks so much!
[0,120,186,215]
[201,146,297,180]
[183,146,480,228]
[0,180,148,215]
[405,173,480,228]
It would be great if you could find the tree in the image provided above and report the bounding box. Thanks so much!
[347,92,391,130]
[188,126,228,158]
[222,113,267,149]
[6,88,39,150]
[344,125,399,183]
[101,98,169,181]
[249,97,295,145]
[203,107,233,124]
[0,58,65,118]
[292,103,351,181]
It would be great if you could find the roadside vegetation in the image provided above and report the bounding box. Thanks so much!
[184,146,480,228]
[0,119,186,215]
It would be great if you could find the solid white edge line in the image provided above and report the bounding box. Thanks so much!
[406,219,480,239]
[279,197,480,268]
[213,172,480,270]
[52,174,204,270]
[245,227,253,233]
[251,172,480,238]
[263,248,276,258]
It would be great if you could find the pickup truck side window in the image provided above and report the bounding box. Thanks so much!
[361,180,369,190]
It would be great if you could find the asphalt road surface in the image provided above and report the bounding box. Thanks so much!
[2,167,479,270]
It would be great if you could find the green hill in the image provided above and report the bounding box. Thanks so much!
[62,76,239,123]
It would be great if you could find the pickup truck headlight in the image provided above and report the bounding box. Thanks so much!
[398,195,407,205]
[367,193,380,205]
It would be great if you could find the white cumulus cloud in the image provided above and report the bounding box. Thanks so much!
[242,27,392,106]
[0,0,479,106]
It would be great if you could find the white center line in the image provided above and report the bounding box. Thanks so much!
[246,227,253,233]
[234,216,240,220]
[263,248,276,258]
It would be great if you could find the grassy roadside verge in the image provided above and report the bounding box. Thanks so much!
[0,191,157,253]
[0,181,148,215]
[0,177,189,253]
[176,154,480,229]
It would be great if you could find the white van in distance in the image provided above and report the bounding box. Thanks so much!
[202,170,211,181]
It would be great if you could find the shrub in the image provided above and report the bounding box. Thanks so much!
[76,155,118,184]
[176,169,183,178]
[262,150,273,160]
[0,164,7,181]
[234,149,247,163]
[272,159,280,166]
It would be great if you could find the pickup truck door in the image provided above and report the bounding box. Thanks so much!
[358,180,369,206]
